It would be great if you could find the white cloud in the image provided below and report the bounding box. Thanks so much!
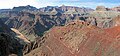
[0,0,40,9]
[0,0,59,9]
[61,2,120,9]
[0,0,119,9]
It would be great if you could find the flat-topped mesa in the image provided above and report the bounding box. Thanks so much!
[96,6,107,11]
[13,5,37,11]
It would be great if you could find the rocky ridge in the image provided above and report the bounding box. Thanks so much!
[25,20,120,56]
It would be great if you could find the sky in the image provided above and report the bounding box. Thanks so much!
[0,0,120,9]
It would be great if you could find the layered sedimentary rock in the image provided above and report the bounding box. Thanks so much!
[96,6,107,11]
[111,6,120,12]
[25,20,120,56]
[1,5,120,42]
[0,5,120,56]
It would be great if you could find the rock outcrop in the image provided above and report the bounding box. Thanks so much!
[111,6,120,12]
[25,20,120,56]
[96,6,107,11]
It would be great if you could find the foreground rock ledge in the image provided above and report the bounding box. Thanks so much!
[25,20,120,56]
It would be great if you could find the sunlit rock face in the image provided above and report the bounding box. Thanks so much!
[25,20,120,56]
[96,6,107,11]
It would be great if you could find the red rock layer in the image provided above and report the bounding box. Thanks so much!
[26,20,120,56]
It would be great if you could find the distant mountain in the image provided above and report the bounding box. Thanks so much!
[39,5,94,13]
[13,5,37,11]
[96,6,108,11]
[0,9,11,13]
[39,6,59,12]
[111,6,120,11]
[96,6,120,12]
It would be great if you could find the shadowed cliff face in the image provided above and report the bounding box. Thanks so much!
[0,19,31,56]
[0,33,10,56]
[0,33,23,56]
[25,20,120,56]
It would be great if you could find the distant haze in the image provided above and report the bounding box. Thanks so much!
[0,0,120,9]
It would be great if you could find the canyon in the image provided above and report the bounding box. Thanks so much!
[0,5,120,56]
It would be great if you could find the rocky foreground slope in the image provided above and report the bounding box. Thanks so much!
[25,20,120,56]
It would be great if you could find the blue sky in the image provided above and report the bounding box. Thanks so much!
[0,0,120,9]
